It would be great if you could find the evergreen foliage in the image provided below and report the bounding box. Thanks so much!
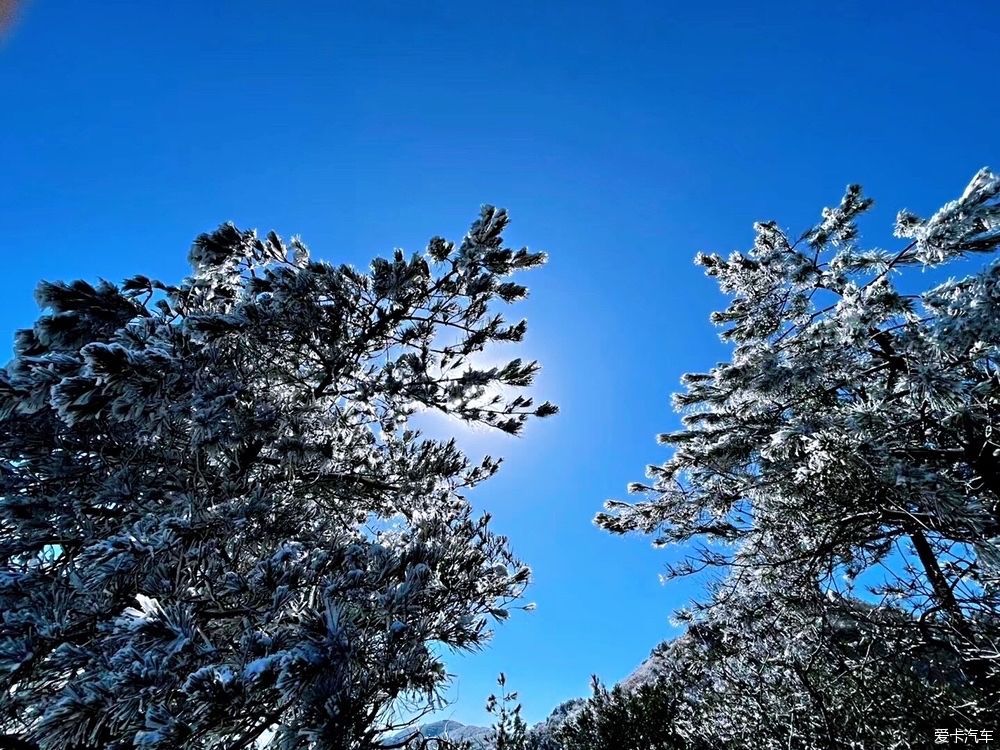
[0,208,555,750]
[554,676,693,750]
[483,674,528,750]
[597,169,1000,743]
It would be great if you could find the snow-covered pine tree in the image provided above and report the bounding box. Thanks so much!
[0,208,556,750]
[556,584,969,749]
[598,169,1000,726]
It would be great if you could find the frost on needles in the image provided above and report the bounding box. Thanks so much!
[597,169,1000,745]
[0,207,555,750]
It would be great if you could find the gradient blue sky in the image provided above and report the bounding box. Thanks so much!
[2,0,998,728]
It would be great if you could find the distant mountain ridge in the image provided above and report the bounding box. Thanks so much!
[386,643,668,748]
[385,718,494,748]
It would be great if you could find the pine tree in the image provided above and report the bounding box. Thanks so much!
[556,585,969,749]
[554,675,692,750]
[0,208,555,750]
[484,674,528,750]
[598,169,1000,731]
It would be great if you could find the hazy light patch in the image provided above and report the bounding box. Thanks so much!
[0,0,23,39]
[409,405,510,470]
[410,346,556,454]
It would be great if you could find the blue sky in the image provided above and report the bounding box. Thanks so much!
[2,0,998,728]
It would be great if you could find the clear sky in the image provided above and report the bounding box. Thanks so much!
[2,0,998,729]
